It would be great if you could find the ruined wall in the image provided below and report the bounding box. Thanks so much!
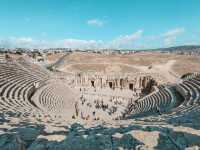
[72,73,157,96]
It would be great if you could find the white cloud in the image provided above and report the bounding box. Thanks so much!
[146,28,185,47]
[87,19,104,27]
[0,30,144,49]
[0,37,56,49]
[163,28,185,46]
[0,37,103,49]
[0,37,34,48]
[63,39,103,49]
[110,30,143,48]
[163,28,185,37]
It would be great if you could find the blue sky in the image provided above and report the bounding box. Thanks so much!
[0,0,200,49]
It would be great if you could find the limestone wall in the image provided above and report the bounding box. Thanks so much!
[72,73,157,96]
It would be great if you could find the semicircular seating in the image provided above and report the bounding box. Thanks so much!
[1,57,200,124]
[31,80,76,119]
[0,57,76,123]
[0,59,49,119]
[126,73,200,120]
[16,57,50,80]
[127,85,176,117]
[163,75,200,118]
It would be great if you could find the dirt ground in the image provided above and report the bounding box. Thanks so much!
[50,51,200,77]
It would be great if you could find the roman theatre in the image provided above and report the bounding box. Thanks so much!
[0,51,200,149]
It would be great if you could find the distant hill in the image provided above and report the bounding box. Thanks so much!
[146,45,200,52]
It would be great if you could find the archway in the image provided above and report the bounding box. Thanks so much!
[129,83,133,91]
